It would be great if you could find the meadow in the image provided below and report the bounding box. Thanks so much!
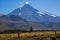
[0,31,60,40]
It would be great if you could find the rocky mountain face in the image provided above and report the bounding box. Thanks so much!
[0,4,60,31]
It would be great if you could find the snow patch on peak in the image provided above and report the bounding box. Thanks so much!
[37,10,57,17]
[20,4,24,8]
[37,11,44,15]
[37,10,45,16]
[39,14,42,16]
[46,13,57,17]
[25,1,29,4]
[50,15,57,17]
[19,13,21,15]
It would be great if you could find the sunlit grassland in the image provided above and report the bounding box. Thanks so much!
[0,31,60,40]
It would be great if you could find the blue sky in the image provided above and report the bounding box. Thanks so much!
[0,0,60,16]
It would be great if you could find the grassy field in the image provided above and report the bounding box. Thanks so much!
[0,31,60,40]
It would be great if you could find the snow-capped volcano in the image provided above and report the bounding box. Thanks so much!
[9,4,60,23]
[0,4,60,31]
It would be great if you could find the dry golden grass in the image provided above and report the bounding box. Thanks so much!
[0,31,60,40]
